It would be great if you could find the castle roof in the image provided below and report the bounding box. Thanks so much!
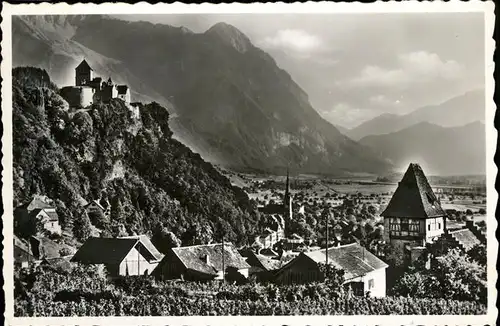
[116,85,129,95]
[75,59,93,72]
[381,163,446,219]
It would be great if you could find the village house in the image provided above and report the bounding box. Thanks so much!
[85,199,110,216]
[14,235,35,268]
[155,243,250,281]
[71,236,163,276]
[252,223,284,250]
[244,250,286,282]
[60,59,131,109]
[381,163,447,265]
[15,195,62,235]
[274,243,388,297]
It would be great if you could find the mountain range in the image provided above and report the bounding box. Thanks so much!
[12,15,390,176]
[359,121,486,176]
[345,89,485,141]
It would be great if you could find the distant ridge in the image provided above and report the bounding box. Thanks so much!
[346,89,485,140]
[359,121,485,176]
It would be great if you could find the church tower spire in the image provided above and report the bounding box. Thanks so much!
[283,167,293,227]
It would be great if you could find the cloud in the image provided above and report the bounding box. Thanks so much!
[320,102,379,129]
[260,29,327,55]
[349,51,463,89]
[369,94,403,108]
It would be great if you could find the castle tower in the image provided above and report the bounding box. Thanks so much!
[75,59,93,86]
[381,163,446,265]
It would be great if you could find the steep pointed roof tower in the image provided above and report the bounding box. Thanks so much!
[75,59,93,72]
[381,163,446,218]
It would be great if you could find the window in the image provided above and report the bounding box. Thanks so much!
[368,279,374,290]
[401,220,409,232]
[428,225,431,231]
[438,223,441,229]
[409,220,420,232]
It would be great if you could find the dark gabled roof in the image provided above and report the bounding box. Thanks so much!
[381,163,446,218]
[116,85,129,95]
[86,199,105,211]
[246,252,283,271]
[449,229,481,251]
[119,235,164,261]
[171,243,250,276]
[259,203,285,215]
[302,243,388,280]
[75,59,93,72]
[72,237,141,264]
[259,248,279,257]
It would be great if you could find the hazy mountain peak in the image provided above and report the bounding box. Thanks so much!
[205,22,252,53]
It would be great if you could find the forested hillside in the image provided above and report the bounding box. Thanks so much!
[13,67,261,245]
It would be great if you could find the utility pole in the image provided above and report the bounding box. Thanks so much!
[137,242,140,276]
[221,234,225,285]
[325,210,329,277]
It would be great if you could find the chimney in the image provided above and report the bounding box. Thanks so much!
[465,219,474,230]
[201,254,210,265]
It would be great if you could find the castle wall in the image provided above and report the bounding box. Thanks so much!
[60,86,93,108]
[117,90,131,104]
[81,87,94,107]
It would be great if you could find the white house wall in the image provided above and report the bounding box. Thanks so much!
[119,247,159,276]
[345,268,387,298]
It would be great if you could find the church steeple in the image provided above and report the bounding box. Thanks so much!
[284,167,290,202]
[283,167,293,223]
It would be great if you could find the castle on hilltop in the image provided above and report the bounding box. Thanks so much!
[60,59,131,108]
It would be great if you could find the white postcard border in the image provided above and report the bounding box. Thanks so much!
[1,1,497,325]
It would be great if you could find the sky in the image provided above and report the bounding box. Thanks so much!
[119,13,485,129]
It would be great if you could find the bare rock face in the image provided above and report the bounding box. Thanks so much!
[205,22,253,53]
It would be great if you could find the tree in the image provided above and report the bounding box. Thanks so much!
[317,262,345,297]
[392,248,487,303]
[110,197,125,222]
[152,226,181,254]
[88,209,109,230]
[73,210,92,242]
[467,244,486,266]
